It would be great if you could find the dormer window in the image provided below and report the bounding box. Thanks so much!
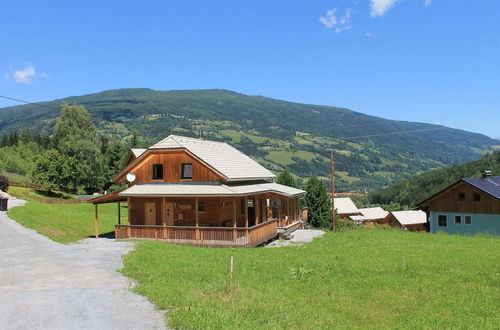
[152,164,163,180]
[181,163,192,179]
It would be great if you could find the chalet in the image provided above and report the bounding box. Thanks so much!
[90,135,306,247]
[417,173,500,235]
[333,197,361,218]
[385,210,427,232]
[349,207,389,224]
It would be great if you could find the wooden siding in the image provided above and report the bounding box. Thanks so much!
[117,150,224,183]
[128,196,297,228]
[421,181,500,215]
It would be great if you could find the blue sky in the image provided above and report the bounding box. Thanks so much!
[1,1,499,137]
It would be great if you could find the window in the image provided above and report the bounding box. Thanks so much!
[454,215,461,224]
[465,216,472,225]
[438,215,447,227]
[458,193,465,201]
[198,202,205,212]
[181,163,192,179]
[473,193,481,202]
[152,164,163,180]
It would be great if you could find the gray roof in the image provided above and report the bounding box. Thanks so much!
[391,210,427,225]
[333,197,360,214]
[120,182,306,197]
[131,148,147,158]
[462,176,500,199]
[149,135,275,181]
[359,207,389,220]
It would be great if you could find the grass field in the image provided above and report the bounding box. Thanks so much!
[122,230,499,329]
[8,187,127,244]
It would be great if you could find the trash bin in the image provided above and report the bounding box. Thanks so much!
[0,197,7,211]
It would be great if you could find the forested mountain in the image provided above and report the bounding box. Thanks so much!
[367,151,500,207]
[0,88,498,190]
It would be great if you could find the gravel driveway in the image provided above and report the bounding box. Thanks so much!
[0,199,166,330]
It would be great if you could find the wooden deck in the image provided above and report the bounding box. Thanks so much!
[115,219,278,247]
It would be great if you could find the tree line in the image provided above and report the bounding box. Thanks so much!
[0,104,138,194]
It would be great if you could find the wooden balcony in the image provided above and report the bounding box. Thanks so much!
[115,218,278,247]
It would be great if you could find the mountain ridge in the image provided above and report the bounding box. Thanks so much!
[0,88,498,191]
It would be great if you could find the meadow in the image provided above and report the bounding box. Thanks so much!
[8,186,126,243]
[122,230,499,329]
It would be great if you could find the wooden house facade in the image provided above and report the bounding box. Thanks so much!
[417,175,500,235]
[90,135,306,247]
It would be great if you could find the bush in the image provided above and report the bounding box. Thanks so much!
[336,217,360,232]
[0,174,9,192]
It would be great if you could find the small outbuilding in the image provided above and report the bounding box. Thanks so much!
[334,197,361,218]
[386,210,427,232]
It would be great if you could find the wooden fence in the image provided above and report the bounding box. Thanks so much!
[115,219,278,247]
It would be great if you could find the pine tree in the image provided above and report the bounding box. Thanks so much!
[303,176,332,228]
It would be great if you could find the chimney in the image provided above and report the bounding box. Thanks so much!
[482,170,492,178]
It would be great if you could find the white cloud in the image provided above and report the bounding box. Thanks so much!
[319,8,353,33]
[365,32,373,37]
[370,0,401,17]
[13,64,47,85]
[424,0,432,7]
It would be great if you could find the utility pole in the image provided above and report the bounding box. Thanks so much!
[330,151,336,232]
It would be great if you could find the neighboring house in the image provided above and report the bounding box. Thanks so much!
[417,174,500,235]
[334,197,361,218]
[90,135,306,247]
[349,207,389,224]
[386,210,427,232]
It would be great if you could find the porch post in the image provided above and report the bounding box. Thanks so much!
[244,197,248,228]
[94,204,99,239]
[161,198,166,226]
[162,197,166,239]
[255,198,260,225]
[195,197,200,240]
[127,197,131,237]
[232,198,237,241]
[117,202,121,225]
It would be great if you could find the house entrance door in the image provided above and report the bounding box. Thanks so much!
[165,202,174,226]
[145,202,156,225]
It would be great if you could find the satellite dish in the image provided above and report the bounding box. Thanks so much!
[126,172,136,183]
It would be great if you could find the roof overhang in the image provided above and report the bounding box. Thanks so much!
[119,182,305,198]
[88,189,128,204]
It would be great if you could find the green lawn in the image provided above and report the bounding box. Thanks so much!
[122,230,499,329]
[8,188,127,244]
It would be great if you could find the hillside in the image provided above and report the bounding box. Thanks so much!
[0,88,498,190]
[367,151,500,207]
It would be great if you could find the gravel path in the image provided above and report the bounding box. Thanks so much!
[266,229,325,247]
[0,199,166,330]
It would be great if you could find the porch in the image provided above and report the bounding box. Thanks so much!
[89,184,305,247]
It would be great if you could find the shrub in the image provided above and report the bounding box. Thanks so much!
[336,217,360,232]
[0,174,9,192]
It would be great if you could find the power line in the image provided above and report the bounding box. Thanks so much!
[334,127,449,140]
[0,95,58,111]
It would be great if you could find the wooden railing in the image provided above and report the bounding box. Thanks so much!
[278,220,302,234]
[115,219,278,247]
[249,219,278,246]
